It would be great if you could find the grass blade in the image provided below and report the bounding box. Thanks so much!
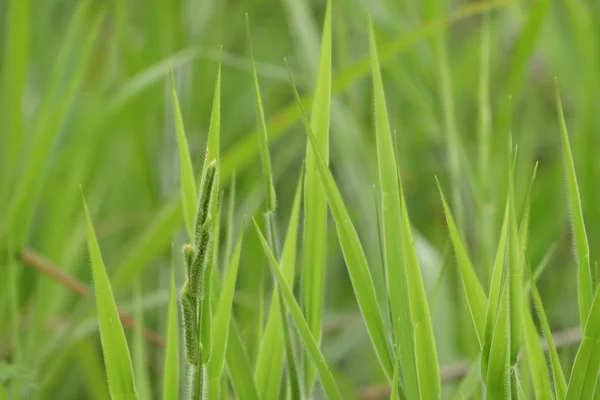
[529,275,567,399]
[399,183,440,398]
[208,222,244,399]
[507,159,523,366]
[289,68,393,377]
[205,63,221,167]
[369,19,418,397]
[82,191,138,400]
[556,80,592,329]
[482,200,509,378]
[301,0,332,394]
[253,220,343,400]
[522,302,552,398]
[162,260,179,400]
[246,15,276,213]
[566,266,600,398]
[225,323,260,400]
[169,68,197,241]
[436,179,488,343]
[390,350,400,400]
[255,173,303,399]
[485,274,510,399]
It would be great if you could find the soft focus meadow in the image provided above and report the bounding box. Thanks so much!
[1,0,600,399]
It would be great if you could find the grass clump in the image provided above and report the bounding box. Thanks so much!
[4,1,600,400]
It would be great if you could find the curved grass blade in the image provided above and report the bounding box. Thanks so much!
[162,260,179,400]
[254,221,343,400]
[255,173,303,399]
[369,19,418,397]
[208,222,244,399]
[169,68,197,241]
[556,80,592,329]
[436,178,487,344]
[301,0,332,394]
[399,184,440,398]
[82,191,138,400]
[522,302,552,399]
[289,68,393,377]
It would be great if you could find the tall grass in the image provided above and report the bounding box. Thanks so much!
[2,0,600,399]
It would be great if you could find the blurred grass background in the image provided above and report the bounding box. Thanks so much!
[1,0,599,398]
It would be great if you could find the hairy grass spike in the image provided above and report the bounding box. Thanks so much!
[181,286,199,365]
[183,244,195,277]
[189,221,212,298]
[194,159,217,244]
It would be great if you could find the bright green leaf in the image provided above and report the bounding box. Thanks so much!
[556,80,592,329]
[169,68,197,241]
[82,191,138,400]
[254,220,343,400]
[289,68,393,377]
[369,18,418,397]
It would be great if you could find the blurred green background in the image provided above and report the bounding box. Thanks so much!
[1,0,599,398]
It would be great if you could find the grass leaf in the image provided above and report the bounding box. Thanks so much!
[399,184,440,398]
[436,178,488,343]
[507,154,523,366]
[82,191,138,400]
[522,301,552,398]
[289,67,393,377]
[169,68,197,241]
[253,220,343,400]
[485,274,510,399]
[255,173,303,399]
[529,274,567,399]
[208,222,244,399]
[556,80,592,329]
[301,0,332,393]
[246,16,276,213]
[481,200,509,378]
[369,18,418,397]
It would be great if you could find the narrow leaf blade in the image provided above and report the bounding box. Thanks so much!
[254,221,343,400]
[169,68,197,240]
[289,70,393,377]
[556,80,592,329]
[82,192,138,400]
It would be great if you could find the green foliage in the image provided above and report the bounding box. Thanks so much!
[4,1,600,399]
[82,193,138,400]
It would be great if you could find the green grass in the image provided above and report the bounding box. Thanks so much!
[3,0,600,399]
